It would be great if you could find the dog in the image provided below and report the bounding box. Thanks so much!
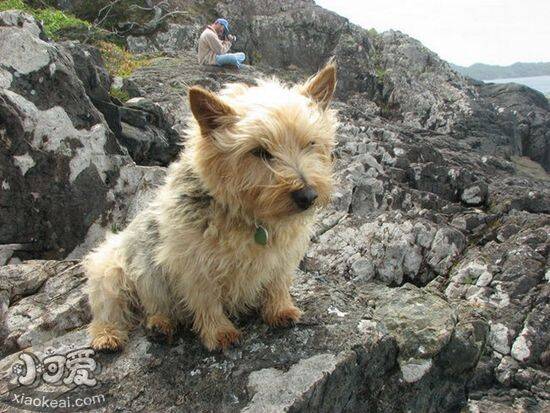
[84,61,338,352]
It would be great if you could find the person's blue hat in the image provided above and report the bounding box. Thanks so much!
[215,18,229,36]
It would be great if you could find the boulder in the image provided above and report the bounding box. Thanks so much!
[0,265,487,412]
[0,11,131,260]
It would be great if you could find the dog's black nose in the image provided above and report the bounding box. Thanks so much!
[292,186,318,210]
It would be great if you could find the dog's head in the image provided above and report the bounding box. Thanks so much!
[188,61,338,222]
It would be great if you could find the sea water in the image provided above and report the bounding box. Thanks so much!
[485,75,550,95]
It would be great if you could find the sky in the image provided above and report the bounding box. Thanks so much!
[315,0,550,67]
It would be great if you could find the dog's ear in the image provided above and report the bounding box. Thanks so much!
[188,86,237,134]
[301,59,337,110]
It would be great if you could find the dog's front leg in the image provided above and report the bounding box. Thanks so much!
[262,273,302,327]
[184,282,241,351]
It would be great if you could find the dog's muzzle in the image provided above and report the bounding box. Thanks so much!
[291,186,318,210]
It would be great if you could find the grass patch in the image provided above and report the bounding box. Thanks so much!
[375,67,386,81]
[0,0,29,12]
[110,86,130,103]
[367,28,378,38]
[110,222,120,234]
[97,41,152,78]
[0,0,90,39]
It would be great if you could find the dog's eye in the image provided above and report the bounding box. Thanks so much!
[306,141,317,150]
[251,147,273,161]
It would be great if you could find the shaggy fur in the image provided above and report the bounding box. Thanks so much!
[84,61,338,352]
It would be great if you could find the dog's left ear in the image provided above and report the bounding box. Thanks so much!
[301,59,337,110]
[189,86,237,134]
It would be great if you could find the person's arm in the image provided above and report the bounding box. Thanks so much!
[221,40,231,53]
[205,31,231,54]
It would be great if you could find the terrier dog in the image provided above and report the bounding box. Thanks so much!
[84,61,338,352]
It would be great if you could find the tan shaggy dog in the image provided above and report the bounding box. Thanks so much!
[84,61,338,352]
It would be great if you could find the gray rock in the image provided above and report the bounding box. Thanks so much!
[0,268,487,412]
[0,4,549,410]
[68,165,166,259]
[0,261,89,356]
[0,13,131,260]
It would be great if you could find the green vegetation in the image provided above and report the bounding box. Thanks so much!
[375,67,386,81]
[250,50,263,65]
[110,222,120,234]
[97,41,152,78]
[110,86,130,103]
[367,28,378,38]
[0,0,90,39]
[60,0,153,31]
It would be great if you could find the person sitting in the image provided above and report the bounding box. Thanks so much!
[197,18,246,69]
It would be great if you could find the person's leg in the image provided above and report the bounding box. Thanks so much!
[235,52,246,65]
[215,53,243,68]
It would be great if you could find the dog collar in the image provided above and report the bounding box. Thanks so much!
[254,224,268,246]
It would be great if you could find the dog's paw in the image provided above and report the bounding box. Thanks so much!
[146,314,174,344]
[91,334,125,353]
[264,306,302,327]
[216,327,241,349]
[202,326,241,351]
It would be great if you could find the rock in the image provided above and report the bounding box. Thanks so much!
[0,261,89,356]
[461,181,489,206]
[60,41,111,103]
[480,83,550,172]
[127,23,201,54]
[306,212,465,286]
[124,53,262,135]
[350,258,375,282]
[0,12,131,260]
[67,164,166,259]
[488,323,511,355]
[0,2,549,410]
[373,284,455,366]
[0,10,45,39]
[117,97,181,166]
[0,268,487,412]
[243,352,359,412]
[495,356,519,386]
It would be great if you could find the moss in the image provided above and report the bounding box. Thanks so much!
[0,0,90,40]
[375,66,386,81]
[97,41,152,78]
[367,28,378,38]
[250,50,263,65]
[110,86,130,103]
[110,222,120,234]
[0,0,29,12]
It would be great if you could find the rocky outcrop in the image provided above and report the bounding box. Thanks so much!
[124,0,550,172]
[0,263,487,412]
[480,82,550,172]
[0,5,549,412]
[0,11,131,261]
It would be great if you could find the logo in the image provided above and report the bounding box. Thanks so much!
[2,346,107,412]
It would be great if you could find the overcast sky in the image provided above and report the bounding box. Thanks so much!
[315,0,550,67]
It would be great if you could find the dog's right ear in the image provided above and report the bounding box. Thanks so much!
[300,59,337,110]
[188,86,237,134]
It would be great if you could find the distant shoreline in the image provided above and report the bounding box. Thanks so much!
[451,62,550,81]
[483,75,550,95]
